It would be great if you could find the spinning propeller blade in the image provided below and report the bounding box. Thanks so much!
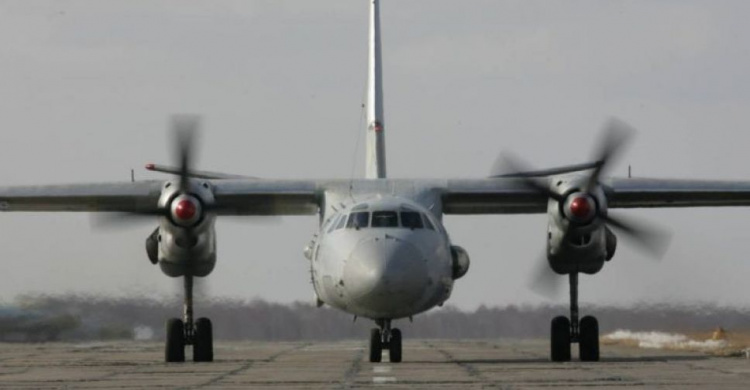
[89,115,202,231]
[586,118,634,191]
[498,118,669,296]
[91,114,282,231]
[498,153,565,202]
[89,211,164,231]
[529,254,564,298]
[172,115,200,194]
[603,213,671,259]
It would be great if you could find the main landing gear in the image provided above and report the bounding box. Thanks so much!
[369,319,402,363]
[551,273,599,362]
[166,275,214,363]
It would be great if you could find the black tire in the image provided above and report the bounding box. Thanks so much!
[165,318,185,363]
[389,328,402,363]
[193,317,214,362]
[550,316,571,362]
[579,315,600,362]
[369,328,382,363]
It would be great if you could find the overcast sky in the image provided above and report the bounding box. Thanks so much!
[1,1,750,311]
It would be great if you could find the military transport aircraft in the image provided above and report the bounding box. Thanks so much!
[3,0,750,364]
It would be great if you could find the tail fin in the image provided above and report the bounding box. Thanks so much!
[365,0,386,179]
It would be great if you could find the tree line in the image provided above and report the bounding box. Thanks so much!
[2,294,748,342]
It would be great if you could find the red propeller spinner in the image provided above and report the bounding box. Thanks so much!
[170,195,202,227]
[564,194,596,224]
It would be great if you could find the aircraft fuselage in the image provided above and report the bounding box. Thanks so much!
[308,196,455,320]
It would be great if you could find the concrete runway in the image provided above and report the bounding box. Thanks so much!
[0,340,748,389]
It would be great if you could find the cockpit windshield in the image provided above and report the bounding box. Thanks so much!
[400,211,424,229]
[346,212,370,229]
[334,214,348,230]
[339,209,436,231]
[371,211,398,227]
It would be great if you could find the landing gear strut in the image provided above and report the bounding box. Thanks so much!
[551,273,599,362]
[369,319,402,363]
[165,275,214,362]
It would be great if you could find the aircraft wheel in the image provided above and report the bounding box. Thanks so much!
[193,317,214,362]
[165,318,185,363]
[389,328,402,363]
[550,316,571,362]
[369,328,382,363]
[579,315,600,362]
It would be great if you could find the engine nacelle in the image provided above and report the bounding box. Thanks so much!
[450,245,470,279]
[154,180,218,277]
[546,174,609,275]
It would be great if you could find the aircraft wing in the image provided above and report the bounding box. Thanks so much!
[604,178,750,208]
[4,177,750,216]
[0,181,165,212]
[210,180,320,215]
[0,179,322,215]
[441,179,548,214]
[441,177,750,214]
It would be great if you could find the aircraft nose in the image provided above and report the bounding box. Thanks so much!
[343,236,429,311]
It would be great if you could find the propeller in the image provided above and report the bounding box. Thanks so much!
[89,211,163,231]
[529,257,564,298]
[90,115,203,231]
[499,118,670,297]
[585,118,634,191]
[173,115,200,194]
[90,115,282,231]
[170,276,210,302]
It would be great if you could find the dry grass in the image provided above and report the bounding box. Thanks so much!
[692,329,750,356]
[602,328,750,357]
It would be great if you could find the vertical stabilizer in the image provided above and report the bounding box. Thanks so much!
[366,0,386,179]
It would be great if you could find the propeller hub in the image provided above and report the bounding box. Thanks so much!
[175,199,196,220]
[570,197,591,218]
[170,195,202,227]
[564,193,596,224]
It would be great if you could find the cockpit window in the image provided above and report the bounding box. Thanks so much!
[372,211,398,227]
[335,214,348,230]
[400,211,424,229]
[326,216,339,233]
[422,213,436,230]
[346,212,369,229]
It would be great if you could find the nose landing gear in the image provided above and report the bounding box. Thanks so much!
[165,275,214,363]
[369,319,403,363]
[551,273,600,362]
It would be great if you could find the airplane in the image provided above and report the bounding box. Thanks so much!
[3,0,750,364]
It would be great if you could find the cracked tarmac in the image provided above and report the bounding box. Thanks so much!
[0,339,749,389]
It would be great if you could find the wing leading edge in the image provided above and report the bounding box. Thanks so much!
[0,181,165,212]
[441,177,750,214]
[3,177,750,216]
[0,179,322,216]
[604,178,750,208]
